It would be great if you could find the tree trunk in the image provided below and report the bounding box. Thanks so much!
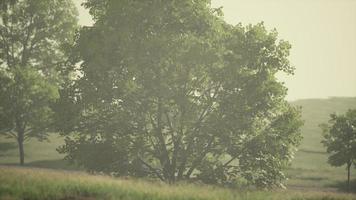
[347,162,351,192]
[17,131,25,165]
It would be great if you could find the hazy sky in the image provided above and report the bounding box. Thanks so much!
[74,0,356,101]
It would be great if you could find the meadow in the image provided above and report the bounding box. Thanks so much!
[1,166,356,200]
[1,97,356,199]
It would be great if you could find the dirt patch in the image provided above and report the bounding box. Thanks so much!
[59,196,97,200]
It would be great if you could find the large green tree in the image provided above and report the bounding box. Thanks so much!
[0,0,78,165]
[321,109,356,191]
[58,0,302,187]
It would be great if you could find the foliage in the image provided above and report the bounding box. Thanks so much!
[0,0,78,164]
[0,0,17,12]
[58,0,302,187]
[0,67,59,139]
[321,109,356,190]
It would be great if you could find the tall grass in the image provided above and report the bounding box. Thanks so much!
[0,166,355,200]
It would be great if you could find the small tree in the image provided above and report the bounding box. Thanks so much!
[321,109,356,191]
[0,0,78,165]
[0,68,59,164]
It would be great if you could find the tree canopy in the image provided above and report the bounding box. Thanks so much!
[0,0,78,165]
[58,0,302,188]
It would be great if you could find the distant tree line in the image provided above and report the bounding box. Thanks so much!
[0,0,304,188]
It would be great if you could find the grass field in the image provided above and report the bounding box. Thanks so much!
[1,97,356,197]
[1,166,356,200]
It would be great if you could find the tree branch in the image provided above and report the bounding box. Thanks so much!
[223,156,237,168]
[20,14,34,66]
[165,111,180,181]
[138,157,165,182]
[185,136,215,178]
[0,27,13,68]
[0,129,17,139]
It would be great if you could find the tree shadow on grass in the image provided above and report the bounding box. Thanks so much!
[327,179,356,193]
[0,158,82,171]
[0,142,16,156]
[59,197,97,200]
[27,159,82,171]
[298,176,327,181]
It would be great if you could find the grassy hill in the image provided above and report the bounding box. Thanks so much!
[286,97,356,190]
[1,166,355,200]
[291,97,356,153]
[1,97,356,192]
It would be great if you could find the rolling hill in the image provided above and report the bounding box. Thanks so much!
[292,97,356,153]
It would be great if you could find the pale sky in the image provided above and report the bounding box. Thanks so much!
[73,0,356,101]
